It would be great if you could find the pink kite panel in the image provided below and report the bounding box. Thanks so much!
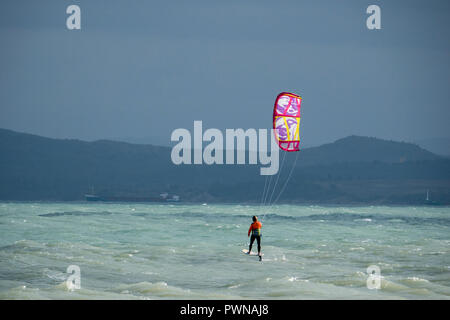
[273,92,302,152]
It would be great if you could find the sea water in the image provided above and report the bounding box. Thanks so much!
[0,202,449,299]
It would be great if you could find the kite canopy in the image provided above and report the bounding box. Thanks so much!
[273,92,302,152]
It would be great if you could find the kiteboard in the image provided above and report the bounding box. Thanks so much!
[242,249,263,257]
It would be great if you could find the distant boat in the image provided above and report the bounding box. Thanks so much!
[85,186,102,201]
[85,194,102,201]
[424,190,440,206]
[166,195,180,202]
[98,195,166,202]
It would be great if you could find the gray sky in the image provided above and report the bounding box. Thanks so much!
[0,0,449,147]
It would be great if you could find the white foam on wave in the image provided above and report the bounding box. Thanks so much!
[350,247,365,251]
[287,276,309,283]
[405,277,429,283]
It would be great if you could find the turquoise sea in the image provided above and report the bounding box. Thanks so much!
[0,202,449,299]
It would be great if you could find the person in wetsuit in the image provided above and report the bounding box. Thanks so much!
[248,215,262,260]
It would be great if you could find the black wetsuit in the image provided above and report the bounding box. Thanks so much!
[249,232,261,254]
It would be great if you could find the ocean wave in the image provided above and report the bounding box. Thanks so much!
[37,207,450,227]
[143,211,450,227]
[112,281,187,297]
[111,281,240,299]
[39,211,114,217]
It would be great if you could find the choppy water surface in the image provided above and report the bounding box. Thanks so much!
[0,202,449,299]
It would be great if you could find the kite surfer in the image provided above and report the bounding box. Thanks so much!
[247,216,262,261]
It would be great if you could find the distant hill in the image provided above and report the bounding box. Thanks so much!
[0,128,449,204]
[296,135,440,167]
[413,137,450,157]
